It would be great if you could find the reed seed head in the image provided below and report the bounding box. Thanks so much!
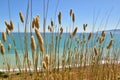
[2,32,6,42]
[35,28,43,45]
[48,25,52,32]
[83,24,87,31]
[40,45,44,53]
[101,31,106,38]
[51,20,54,27]
[96,36,100,42]
[107,39,113,49]
[6,28,10,36]
[1,44,5,55]
[88,32,92,41]
[42,61,47,69]
[32,18,35,28]
[56,35,58,40]
[31,35,36,51]
[19,11,24,23]
[48,25,50,30]
[72,27,78,36]
[35,15,40,29]
[70,9,72,17]
[94,46,98,56]
[10,20,14,31]
[99,36,105,44]
[8,44,11,51]
[92,60,95,64]
[45,55,49,66]
[60,27,63,35]
[72,13,75,23]
[69,34,72,39]
[5,21,11,31]
[110,32,113,38]
[58,12,62,24]
[35,28,44,52]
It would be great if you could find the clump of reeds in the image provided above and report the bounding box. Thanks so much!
[19,11,24,23]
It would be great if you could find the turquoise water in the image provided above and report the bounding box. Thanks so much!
[0,32,120,69]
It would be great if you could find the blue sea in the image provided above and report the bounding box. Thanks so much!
[0,32,120,69]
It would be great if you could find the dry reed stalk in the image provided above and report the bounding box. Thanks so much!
[19,11,24,23]
[30,35,36,72]
[94,46,98,56]
[1,44,5,55]
[30,35,36,51]
[6,28,10,35]
[70,9,72,17]
[2,32,6,42]
[8,44,11,51]
[58,12,62,24]
[72,13,75,23]
[10,20,14,31]
[83,24,87,31]
[107,39,113,49]
[72,27,78,36]
[88,32,92,41]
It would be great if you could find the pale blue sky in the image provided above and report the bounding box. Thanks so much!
[0,0,120,32]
